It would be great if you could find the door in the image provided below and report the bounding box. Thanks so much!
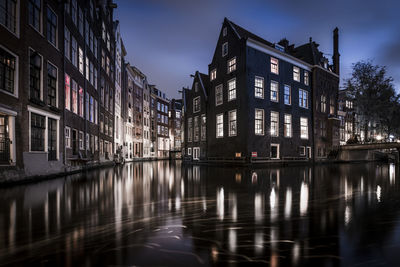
[270,144,279,159]
[0,115,9,163]
[306,146,312,159]
[72,129,78,155]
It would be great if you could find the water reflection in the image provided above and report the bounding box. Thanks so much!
[0,162,399,266]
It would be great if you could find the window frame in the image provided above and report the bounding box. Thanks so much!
[255,108,264,136]
[228,109,237,137]
[270,111,279,137]
[254,76,264,99]
[46,5,57,48]
[284,114,292,138]
[0,44,19,98]
[284,84,291,105]
[270,57,279,74]
[293,66,300,82]
[216,113,224,138]
[227,78,236,101]
[227,57,236,73]
[270,80,279,102]
[47,61,57,108]
[222,42,228,57]
[300,117,308,140]
[193,96,200,113]
[215,84,223,106]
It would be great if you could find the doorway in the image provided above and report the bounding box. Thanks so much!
[270,144,279,159]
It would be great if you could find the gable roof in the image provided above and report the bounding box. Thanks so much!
[226,18,273,48]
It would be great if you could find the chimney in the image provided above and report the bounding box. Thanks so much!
[333,27,340,76]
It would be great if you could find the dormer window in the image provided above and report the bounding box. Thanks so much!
[210,69,216,81]
[222,42,228,57]
[223,27,227,37]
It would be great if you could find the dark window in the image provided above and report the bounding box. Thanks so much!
[0,0,17,33]
[48,118,57,160]
[0,48,16,94]
[30,50,41,101]
[47,63,57,107]
[47,7,57,46]
[28,0,41,31]
[31,113,45,151]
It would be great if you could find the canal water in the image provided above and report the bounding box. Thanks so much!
[0,162,399,266]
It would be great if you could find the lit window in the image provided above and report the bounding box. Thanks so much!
[300,117,308,139]
[271,57,279,74]
[85,56,89,80]
[299,89,308,109]
[321,95,326,113]
[65,74,70,110]
[0,47,17,94]
[193,96,200,113]
[293,66,300,82]
[304,71,309,85]
[330,97,335,114]
[78,47,84,74]
[216,114,224,138]
[201,114,206,141]
[210,69,216,81]
[270,81,279,102]
[284,114,292,137]
[72,79,77,114]
[227,57,236,73]
[255,109,264,135]
[255,76,264,99]
[229,110,237,136]
[65,127,71,148]
[222,42,228,57]
[90,95,94,122]
[79,86,83,117]
[299,146,305,156]
[284,84,291,105]
[270,111,279,137]
[215,84,223,106]
[79,131,84,150]
[228,78,236,101]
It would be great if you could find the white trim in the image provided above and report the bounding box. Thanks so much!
[216,113,224,138]
[222,42,228,57]
[247,38,312,71]
[0,106,17,116]
[46,5,58,49]
[271,143,280,159]
[193,147,200,160]
[193,96,201,113]
[227,20,240,39]
[227,77,236,102]
[0,0,20,38]
[0,44,19,98]
[27,105,60,120]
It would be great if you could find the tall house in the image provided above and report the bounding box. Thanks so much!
[114,20,126,154]
[169,98,183,159]
[183,18,339,162]
[149,86,157,158]
[151,87,170,158]
[0,0,64,176]
[142,82,151,158]
[124,63,134,160]
[183,72,209,160]
[131,66,144,157]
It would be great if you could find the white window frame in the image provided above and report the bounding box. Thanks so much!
[193,147,200,160]
[284,84,291,105]
[215,84,223,106]
[193,96,200,113]
[227,78,236,101]
[254,76,264,99]
[65,126,71,148]
[227,57,236,73]
[284,114,292,138]
[270,80,279,102]
[270,143,280,159]
[299,146,306,156]
[228,109,237,137]
[270,111,279,137]
[300,117,309,140]
[299,89,309,109]
[293,66,300,82]
[46,5,58,49]
[270,57,279,74]
[255,109,264,136]
[216,113,224,138]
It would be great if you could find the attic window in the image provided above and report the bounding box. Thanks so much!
[223,27,227,37]
[210,69,217,81]
[222,42,228,57]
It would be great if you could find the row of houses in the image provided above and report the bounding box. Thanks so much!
[0,0,182,180]
[182,18,340,162]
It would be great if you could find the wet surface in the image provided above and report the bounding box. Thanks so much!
[0,162,400,266]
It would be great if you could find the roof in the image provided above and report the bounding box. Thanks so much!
[226,18,273,48]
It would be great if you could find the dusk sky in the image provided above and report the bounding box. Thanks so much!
[115,0,400,99]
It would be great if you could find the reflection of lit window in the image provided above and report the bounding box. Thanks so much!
[217,187,224,220]
[254,193,263,223]
[284,188,292,219]
[300,182,309,216]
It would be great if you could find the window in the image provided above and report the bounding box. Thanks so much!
[216,114,223,138]
[48,118,57,160]
[71,79,77,114]
[222,42,228,57]
[271,144,279,159]
[79,86,83,117]
[270,81,278,102]
[102,21,106,41]
[293,66,300,82]
[85,20,89,46]
[284,114,292,137]
[228,78,236,101]
[187,147,192,156]
[71,0,77,25]
[90,96,94,122]
[85,56,89,80]
[64,27,70,60]
[85,92,89,120]
[106,56,110,75]
[201,114,206,141]
[47,7,57,46]
[320,120,326,137]
[28,0,41,32]
[90,62,93,85]
[65,127,71,148]
[94,100,98,124]
[210,69,216,81]
[270,57,279,74]
[71,37,77,67]
[30,113,45,151]
[270,111,279,137]
[94,38,98,59]
[78,47,83,74]
[187,117,192,142]
[227,57,236,73]
[284,85,291,105]
[299,146,306,156]
[321,95,326,113]
[106,32,110,51]
[299,89,308,108]
[193,96,200,113]
[194,116,199,142]
[0,0,17,34]
[101,49,105,69]
[346,100,353,109]
[229,110,237,137]
[255,109,264,135]
[300,117,308,139]
[65,74,70,110]
[304,71,309,86]
[94,68,98,89]
[215,84,223,106]
[78,7,83,35]
[79,131,83,150]
[0,47,16,94]
[330,97,335,114]
[29,49,42,101]
[47,62,57,107]
[254,76,264,98]
[223,27,227,36]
